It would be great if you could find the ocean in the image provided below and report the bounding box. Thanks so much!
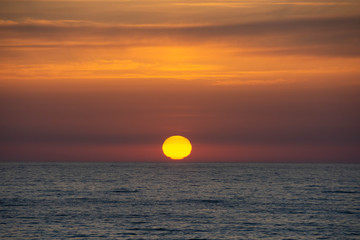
[1,163,359,239]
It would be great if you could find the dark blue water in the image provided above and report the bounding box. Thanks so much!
[1,163,359,239]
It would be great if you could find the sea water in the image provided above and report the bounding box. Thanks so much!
[1,163,359,239]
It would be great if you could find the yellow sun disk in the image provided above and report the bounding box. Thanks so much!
[162,136,192,160]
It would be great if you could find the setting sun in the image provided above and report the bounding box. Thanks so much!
[162,136,192,160]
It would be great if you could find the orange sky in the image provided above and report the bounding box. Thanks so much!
[1,0,359,162]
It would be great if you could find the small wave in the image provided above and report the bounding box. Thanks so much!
[125,214,150,219]
[323,190,358,194]
[127,227,181,232]
[242,222,258,226]
[177,199,224,204]
[121,232,137,236]
[70,234,90,238]
[336,210,354,214]
[63,198,124,204]
[130,221,147,224]
[111,188,139,193]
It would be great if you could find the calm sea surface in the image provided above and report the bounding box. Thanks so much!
[1,163,359,239]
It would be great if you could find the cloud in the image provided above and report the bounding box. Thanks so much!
[1,16,359,57]
[173,1,352,7]
[213,79,289,86]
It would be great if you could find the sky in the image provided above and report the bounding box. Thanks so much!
[0,0,359,162]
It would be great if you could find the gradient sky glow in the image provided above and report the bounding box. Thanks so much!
[1,0,359,162]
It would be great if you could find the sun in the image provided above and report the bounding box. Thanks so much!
[162,135,192,160]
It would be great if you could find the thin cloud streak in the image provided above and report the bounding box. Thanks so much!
[1,17,359,57]
[173,1,352,7]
